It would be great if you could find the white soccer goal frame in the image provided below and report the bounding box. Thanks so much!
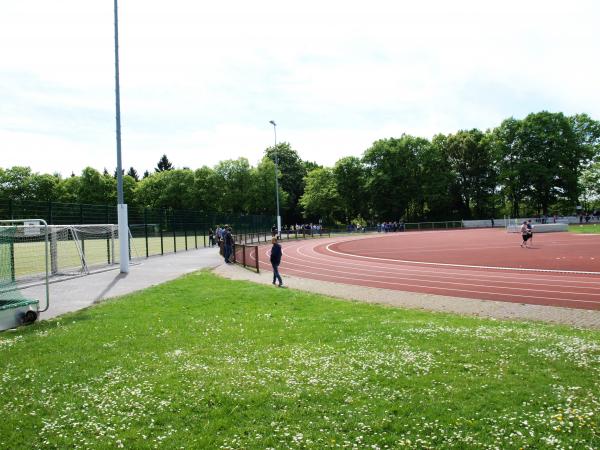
[0,219,50,312]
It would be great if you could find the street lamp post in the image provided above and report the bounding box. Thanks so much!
[269,120,281,236]
[114,0,129,273]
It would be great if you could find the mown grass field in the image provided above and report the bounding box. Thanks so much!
[570,223,600,234]
[1,272,599,449]
[11,235,203,279]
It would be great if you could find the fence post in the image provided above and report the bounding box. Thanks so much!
[106,234,110,264]
[194,227,198,249]
[48,200,53,225]
[10,241,15,282]
[184,228,188,251]
[172,214,177,253]
[144,208,149,258]
[79,204,85,255]
[160,226,164,255]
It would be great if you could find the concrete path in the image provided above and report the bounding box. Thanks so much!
[21,247,222,320]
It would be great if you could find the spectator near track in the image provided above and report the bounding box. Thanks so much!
[208,227,215,247]
[223,226,233,263]
[527,219,534,245]
[270,237,283,287]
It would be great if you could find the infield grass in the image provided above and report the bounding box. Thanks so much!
[570,223,600,234]
[1,272,599,449]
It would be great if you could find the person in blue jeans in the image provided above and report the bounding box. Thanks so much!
[270,237,283,287]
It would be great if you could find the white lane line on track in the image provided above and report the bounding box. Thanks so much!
[335,241,592,255]
[278,250,600,299]
[274,265,600,306]
[325,242,600,276]
[288,242,600,287]
[256,241,600,305]
[282,255,600,294]
[258,239,600,291]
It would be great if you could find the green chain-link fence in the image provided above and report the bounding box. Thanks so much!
[1,200,274,259]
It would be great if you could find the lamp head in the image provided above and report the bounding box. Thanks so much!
[269,120,276,126]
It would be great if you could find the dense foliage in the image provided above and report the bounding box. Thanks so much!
[1,111,599,224]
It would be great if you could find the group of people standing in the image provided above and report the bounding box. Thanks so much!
[209,225,284,286]
[208,225,234,263]
[377,221,405,232]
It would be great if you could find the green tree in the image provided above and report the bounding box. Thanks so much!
[517,112,579,214]
[134,169,195,210]
[246,158,288,216]
[121,175,137,205]
[333,156,367,222]
[579,162,600,211]
[28,173,62,202]
[126,167,139,182]
[419,134,459,220]
[57,175,81,203]
[155,154,174,172]
[569,113,600,165]
[362,135,423,221]
[445,129,496,219]
[490,118,526,217]
[0,166,32,201]
[211,158,253,214]
[265,143,307,223]
[299,167,341,224]
[78,167,115,204]
[189,166,218,212]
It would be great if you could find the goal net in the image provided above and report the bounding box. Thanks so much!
[0,220,48,322]
[9,224,140,283]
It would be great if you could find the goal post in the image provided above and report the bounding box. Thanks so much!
[5,223,139,285]
[0,219,50,330]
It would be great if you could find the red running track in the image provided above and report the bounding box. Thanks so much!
[257,229,600,310]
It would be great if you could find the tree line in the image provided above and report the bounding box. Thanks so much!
[1,111,599,225]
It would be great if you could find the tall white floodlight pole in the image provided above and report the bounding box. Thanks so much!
[269,120,281,236]
[114,0,129,273]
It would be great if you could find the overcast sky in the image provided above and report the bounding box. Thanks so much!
[2,0,599,177]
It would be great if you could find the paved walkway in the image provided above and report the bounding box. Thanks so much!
[21,247,223,320]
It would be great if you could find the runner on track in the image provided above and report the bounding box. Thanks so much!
[527,219,534,246]
[520,221,531,248]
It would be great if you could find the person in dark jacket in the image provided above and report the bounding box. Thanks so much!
[223,226,233,263]
[270,237,283,287]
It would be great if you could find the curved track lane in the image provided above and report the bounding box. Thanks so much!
[257,231,600,310]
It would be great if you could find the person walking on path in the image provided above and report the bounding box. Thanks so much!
[270,237,283,287]
[520,221,530,248]
[208,227,215,247]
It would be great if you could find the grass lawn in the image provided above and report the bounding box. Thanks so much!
[1,272,599,449]
[11,235,202,280]
[570,223,600,234]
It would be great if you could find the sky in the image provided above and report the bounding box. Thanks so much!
[1,0,599,177]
